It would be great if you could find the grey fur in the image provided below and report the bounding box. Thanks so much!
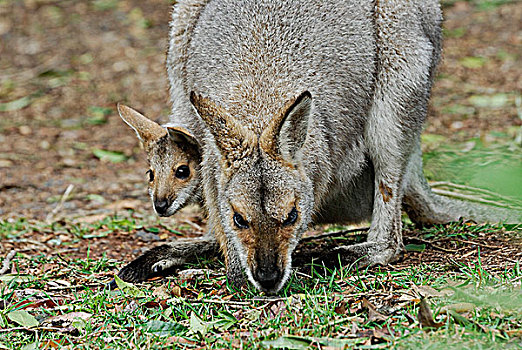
[116,0,521,291]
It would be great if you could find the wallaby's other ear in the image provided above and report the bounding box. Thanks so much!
[190,92,256,168]
[117,103,167,143]
[260,91,312,163]
[166,125,200,155]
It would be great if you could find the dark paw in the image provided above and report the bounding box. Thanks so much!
[117,245,184,283]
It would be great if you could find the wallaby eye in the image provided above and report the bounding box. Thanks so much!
[175,165,190,179]
[146,169,154,182]
[233,213,249,229]
[282,207,298,227]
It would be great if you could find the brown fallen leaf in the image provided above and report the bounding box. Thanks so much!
[362,298,387,323]
[334,301,347,315]
[152,285,172,300]
[17,298,66,310]
[414,284,447,298]
[41,339,71,349]
[417,298,444,330]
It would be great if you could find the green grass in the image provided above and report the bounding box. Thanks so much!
[0,218,520,349]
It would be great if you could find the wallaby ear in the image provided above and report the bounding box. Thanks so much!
[190,92,256,168]
[166,125,200,155]
[260,91,312,162]
[117,103,167,143]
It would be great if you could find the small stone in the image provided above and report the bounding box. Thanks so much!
[62,158,77,167]
[19,125,32,135]
[40,140,51,150]
[450,121,463,130]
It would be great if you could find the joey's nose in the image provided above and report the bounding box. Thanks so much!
[154,200,170,216]
[254,267,281,291]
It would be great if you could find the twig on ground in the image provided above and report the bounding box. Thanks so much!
[455,239,502,250]
[186,299,252,306]
[320,315,360,329]
[0,250,16,275]
[0,55,61,81]
[295,271,313,279]
[0,327,36,333]
[46,184,74,223]
[45,283,103,291]
[407,237,460,253]
[182,219,204,232]
[301,227,370,242]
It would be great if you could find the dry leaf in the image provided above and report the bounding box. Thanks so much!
[362,298,387,323]
[42,311,92,326]
[152,285,171,300]
[414,285,446,298]
[334,301,347,315]
[177,268,212,280]
[417,299,444,329]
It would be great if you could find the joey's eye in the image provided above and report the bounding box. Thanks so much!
[146,169,154,182]
[282,207,298,227]
[175,165,190,179]
[233,213,249,229]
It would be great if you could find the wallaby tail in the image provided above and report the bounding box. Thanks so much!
[403,144,521,225]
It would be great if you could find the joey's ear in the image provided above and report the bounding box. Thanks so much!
[166,125,200,155]
[190,92,256,168]
[117,103,167,143]
[260,91,312,162]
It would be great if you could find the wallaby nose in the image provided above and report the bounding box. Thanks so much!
[154,200,170,216]
[254,267,281,291]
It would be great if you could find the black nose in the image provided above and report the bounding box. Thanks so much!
[154,200,169,216]
[254,267,281,291]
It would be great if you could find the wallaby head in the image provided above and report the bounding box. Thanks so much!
[117,104,201,217]
[190,91,315,292]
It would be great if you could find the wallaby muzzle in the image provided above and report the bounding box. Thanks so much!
[253,265,282,291]
[154,199,171,216]
[251,250,283,292]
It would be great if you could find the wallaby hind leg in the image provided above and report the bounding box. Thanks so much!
[333,2,439,267]
[403,139,522,225]
[402,139,461,225]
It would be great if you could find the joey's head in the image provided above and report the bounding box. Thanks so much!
[117,104,201,217]
[191,92,314,293]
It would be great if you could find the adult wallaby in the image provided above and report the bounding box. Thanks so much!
[116,0,520,292]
